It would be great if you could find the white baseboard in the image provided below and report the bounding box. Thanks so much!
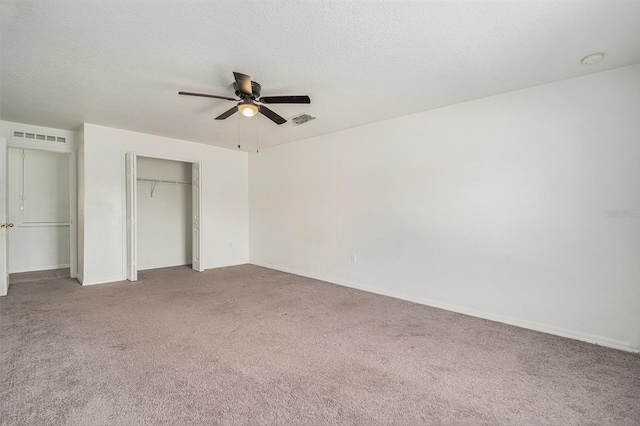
[81,262,250,286]
[204,261,250,269]
[81,277,127,286]
[251,261,638,353]
[9,264,71,274]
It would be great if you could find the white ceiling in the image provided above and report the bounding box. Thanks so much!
[1,0,639,151]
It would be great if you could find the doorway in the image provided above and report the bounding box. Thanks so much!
[4,147,77,287]
[125,153,203,281]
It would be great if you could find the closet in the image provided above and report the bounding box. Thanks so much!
[7,148,71,274]
[136,157,193,271]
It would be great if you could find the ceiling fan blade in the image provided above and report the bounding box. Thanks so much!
[259,105,287,125]
[259,95,311,104]
[233,72,253,96]
[179,91,237,101]
[215,106,238,120]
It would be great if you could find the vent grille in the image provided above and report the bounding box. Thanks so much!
[13,130,66,143]
[291,113,316,126]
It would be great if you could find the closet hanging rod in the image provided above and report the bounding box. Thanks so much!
[137,178,191,185]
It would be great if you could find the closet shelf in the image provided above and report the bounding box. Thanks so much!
[137,178,191,185]
[137,178,191,197]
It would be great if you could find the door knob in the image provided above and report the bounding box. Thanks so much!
[1,223,14,228]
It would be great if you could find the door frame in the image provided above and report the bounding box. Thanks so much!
[0,137,7,296]
[123,151,204,281]
[6,140,78,280]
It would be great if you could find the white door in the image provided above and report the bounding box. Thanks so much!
[125,152,137,281]
[0,138,10,296]
[192,162,203,272]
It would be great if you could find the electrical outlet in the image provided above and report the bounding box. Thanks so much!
[351,254,357,263]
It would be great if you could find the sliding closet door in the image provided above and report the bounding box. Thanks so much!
[125,153,137,281]
[192,162,203,272]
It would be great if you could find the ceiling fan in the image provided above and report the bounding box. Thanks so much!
[179,72,311,125]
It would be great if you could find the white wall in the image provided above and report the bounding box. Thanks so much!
[80,124,249,284]
[249,65,640,352]
[136,156,192,270]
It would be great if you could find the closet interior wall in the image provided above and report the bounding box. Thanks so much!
[136,156,192,270]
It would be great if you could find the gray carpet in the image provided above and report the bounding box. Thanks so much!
[1,265,638,425]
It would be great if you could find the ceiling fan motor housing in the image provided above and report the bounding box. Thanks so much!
[234,81,262,99]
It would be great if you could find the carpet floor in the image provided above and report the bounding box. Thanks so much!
[1,264,638,425]
[9,268,71,285]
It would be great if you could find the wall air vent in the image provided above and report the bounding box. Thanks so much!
[12,130,66,143]
[291,113,316,126]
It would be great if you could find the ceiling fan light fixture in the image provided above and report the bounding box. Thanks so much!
[180,72,309,125]
[238,101,259,117]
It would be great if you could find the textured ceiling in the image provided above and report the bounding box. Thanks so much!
[1,0,639,151]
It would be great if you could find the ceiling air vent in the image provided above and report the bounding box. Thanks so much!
[291,113,316,126]
[12,130,66,143]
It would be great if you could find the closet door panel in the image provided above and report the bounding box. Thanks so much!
[125,152,137,281]
[192,162,203,272]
